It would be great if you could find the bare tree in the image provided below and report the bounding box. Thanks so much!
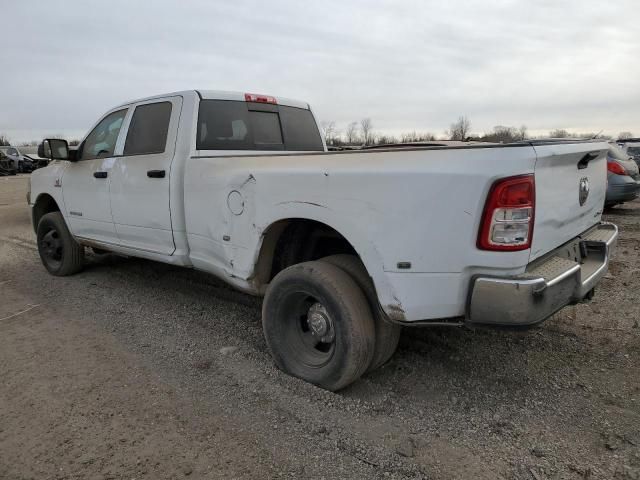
[375,134,398,145]
[345,122,360,145]
[549,129,570,138]
[360,118,373,146]
[574,132,611,140]
[0,134,10,146]
[320,121,337,145]
[478,125,527,143]
[447,116,471,141]
[517,125,528,141]
[400,131,436,143]
[618,131,634,140]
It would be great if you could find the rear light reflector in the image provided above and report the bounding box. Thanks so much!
[244,93,277,104]
[477,174,535,251]
[607,160,628,176]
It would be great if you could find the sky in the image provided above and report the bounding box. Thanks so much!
[1,0,639,143]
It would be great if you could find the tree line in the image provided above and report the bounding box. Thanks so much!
[320,116,632,147]
[0,136,80,147]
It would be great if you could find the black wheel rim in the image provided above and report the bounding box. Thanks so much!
[40,227,63,269]
[281,292,336,368]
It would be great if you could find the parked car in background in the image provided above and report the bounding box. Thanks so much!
[0,150,17,176]
[606,145,640,207]
[617,138,640,170]
[0,146,34,173]
[23,154,50,170]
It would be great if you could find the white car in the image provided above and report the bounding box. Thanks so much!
[618,138,640,169]
[29,90,618,390]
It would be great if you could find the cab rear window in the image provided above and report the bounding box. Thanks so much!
[196,100,323,151]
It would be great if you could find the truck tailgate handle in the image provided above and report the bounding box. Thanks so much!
[93,171,108,179]
[147,169,166,178]
[577,152,599,170]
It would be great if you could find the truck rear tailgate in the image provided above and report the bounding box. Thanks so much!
[530,141,608,262]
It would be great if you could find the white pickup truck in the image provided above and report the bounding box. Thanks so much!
[29,90,618,390]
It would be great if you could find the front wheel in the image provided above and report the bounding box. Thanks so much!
[262,261,375,391]
[37,212,85,276]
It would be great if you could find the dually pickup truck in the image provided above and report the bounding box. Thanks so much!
[30,90,618,390]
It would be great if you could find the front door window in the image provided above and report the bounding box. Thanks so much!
[80,109,127,160]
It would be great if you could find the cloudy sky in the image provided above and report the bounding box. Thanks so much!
[1,0,638,143]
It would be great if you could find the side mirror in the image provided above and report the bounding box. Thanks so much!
[38,139,71,161]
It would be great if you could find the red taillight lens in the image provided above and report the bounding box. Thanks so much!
[244,93,277,104]
[607,160,628,176]
[477,174,535,251]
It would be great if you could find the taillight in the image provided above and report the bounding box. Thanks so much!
[607,160,628,176]
[477,174,535,251]
[244,93,277,104]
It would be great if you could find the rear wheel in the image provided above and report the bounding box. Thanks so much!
[37,212,84,276]
[262,261,375,391]
[321,254,401,371]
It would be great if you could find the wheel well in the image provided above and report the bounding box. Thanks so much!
[253,219,358,286]
[32,194,60,232]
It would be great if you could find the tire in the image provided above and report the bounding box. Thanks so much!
[321,254,401,371]
[37,212,84,276]
[262,261,375,391]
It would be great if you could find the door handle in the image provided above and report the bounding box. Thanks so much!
[93,171,108,179]
[577,152,599,170]
[147,170,166,178]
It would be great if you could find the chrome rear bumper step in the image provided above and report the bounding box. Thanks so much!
[467,222,618,326]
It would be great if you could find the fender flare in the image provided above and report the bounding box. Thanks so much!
[254,203,404,320]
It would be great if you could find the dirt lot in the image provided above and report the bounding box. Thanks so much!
[1,174,639,479]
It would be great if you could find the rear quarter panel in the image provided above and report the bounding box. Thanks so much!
[184,146,539,318]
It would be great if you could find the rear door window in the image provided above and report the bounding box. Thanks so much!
[124,102,173,156]
[196,100,323,151]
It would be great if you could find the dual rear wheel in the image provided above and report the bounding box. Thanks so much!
[262,255,401,391]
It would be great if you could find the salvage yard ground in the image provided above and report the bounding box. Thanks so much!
[1,174,639,479]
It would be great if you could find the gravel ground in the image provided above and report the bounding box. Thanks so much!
[1,174,639,479]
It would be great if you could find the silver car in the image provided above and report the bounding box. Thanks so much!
[606,145,640,207]
[0,146,33,173]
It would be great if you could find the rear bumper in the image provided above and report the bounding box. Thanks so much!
[606,171,640,203]
[467,222,618,326]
